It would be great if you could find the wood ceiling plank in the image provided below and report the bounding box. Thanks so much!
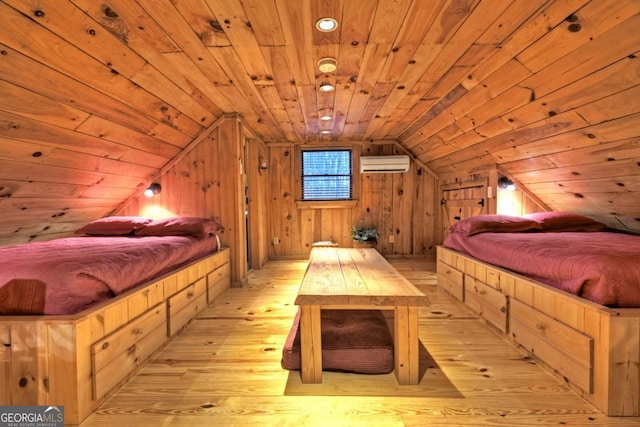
[0,81,90,130]
[576,84,640,126]
[204,0,272,81]
[275,0,315,87]
[238,0,286,46]
[75,116,183,156]
[426,110,589,167]
[462,0,589,90]
[515,158,640,183]
[493,113,640,164]
[516,1,640,73]
[170,0,231,48]
[517,12,640,99]
[0,2,203,138]
[0,44,194,146]
[377,0,446,84]
[0,180,132,200]
[526,176,640,194]
[311,0,343,46]
[138,0,230,77]
[401,59,530,144]
[261,46,307,141]
[71,0,182,53]
[207,45,283,136]
[0,159,145,188]
[1,197,123,211]
[475,0,549,45]
[506,55,639,129]
[0,111,169,170]
[330,0,376,138]
[5,0,216,127]
[161,52,236,112]
[0,137,158,179]
[371,0,493,135]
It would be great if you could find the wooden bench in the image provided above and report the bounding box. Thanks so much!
[295,247,429,385]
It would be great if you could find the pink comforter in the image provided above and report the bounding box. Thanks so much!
[443,231,640,308]
[0,235,219,315]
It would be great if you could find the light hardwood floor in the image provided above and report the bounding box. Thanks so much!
[79,258,640,426]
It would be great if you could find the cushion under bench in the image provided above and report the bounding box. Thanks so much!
[281,308,394,374]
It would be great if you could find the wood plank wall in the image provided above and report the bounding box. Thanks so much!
[268,143,439,259]
[119,115,260,285]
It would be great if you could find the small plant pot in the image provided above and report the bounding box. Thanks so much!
[352,240,375,248]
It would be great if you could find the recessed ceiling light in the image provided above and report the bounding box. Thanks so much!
[316,17,338,32]
[320,113,332,121]
[318,57,337,73]
[320,130,331,135]
[319,82,335,92]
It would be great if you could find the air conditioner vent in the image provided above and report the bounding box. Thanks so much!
[360,155,410,173]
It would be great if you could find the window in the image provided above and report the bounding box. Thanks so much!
[301,149,352,200]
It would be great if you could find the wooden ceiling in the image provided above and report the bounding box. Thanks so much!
[1,0,639,244]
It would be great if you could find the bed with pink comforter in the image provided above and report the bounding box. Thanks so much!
[0,235,219,315]
[444,224,640,308]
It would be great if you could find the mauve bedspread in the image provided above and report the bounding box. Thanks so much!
[443,231,640,308]
[0,235,219,315]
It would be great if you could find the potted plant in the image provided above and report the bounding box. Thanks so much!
[350,226,379,247]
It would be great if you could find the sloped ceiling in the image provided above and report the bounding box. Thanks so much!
[0,0,639,245]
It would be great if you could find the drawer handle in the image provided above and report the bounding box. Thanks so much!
[133,328,144,335]
[187,292,194,298]
[536,323,546,331]
[102,342,109,350]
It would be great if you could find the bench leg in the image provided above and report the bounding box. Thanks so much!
[299,304,323,383]
[394,306,420,385]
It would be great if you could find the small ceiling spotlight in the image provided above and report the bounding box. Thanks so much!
[318,57,337,73]
[144,182,162,197]
[319,81,335,92]
[315,17,338,32]
[320,129,331,135]
[498,176,516,191]
[320,113,333,121]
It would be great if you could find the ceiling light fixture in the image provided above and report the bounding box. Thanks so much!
[319,81,335,92]
[320,129,331,135]
[320,113,332,121]
[315,17,338,32]
[318,57,337,73]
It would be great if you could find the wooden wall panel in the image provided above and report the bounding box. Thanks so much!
[267,143,438,259]
[120,115,250,285]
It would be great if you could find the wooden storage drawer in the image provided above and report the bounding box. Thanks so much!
[509,298,593,393]
[207,262,230,304]
[91,304,167,401]
[167,277,207,336]
[437,260,464,301]
[464,277,508,333]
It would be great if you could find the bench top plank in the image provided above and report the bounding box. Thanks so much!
[295,247,429,307]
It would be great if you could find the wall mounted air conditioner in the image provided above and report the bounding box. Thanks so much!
[360,155,410,173]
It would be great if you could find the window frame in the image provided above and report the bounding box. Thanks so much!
[296,146,360,209]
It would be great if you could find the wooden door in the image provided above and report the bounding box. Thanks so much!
[440,180,487,235]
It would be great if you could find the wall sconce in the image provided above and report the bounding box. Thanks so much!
[144,182,161,197]
[258,156,268,172]
[498,176,516,191]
